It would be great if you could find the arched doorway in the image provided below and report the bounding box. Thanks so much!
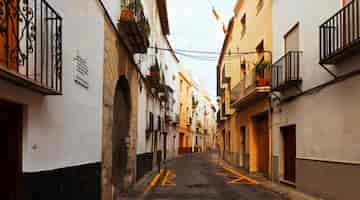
[112,76,132,193]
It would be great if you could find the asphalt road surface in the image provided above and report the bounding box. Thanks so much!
[144,152,288,200]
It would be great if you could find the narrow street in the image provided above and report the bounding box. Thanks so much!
[144,153,287,200]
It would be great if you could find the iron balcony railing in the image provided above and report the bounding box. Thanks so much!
[0,0,62,94]
[272,51,302,91]
[119,0,150,54]
[319,0,360,64]
[230,64,271,104]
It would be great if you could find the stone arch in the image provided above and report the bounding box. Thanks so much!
[112,75,132,192]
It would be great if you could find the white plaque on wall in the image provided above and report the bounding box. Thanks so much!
[73,51,89,89]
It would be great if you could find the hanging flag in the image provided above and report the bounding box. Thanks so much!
[222,23,227,34]
[212,7,220,21]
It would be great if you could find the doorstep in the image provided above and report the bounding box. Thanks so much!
[218,157,323,200]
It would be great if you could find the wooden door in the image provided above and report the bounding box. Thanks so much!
[240,127,246,166]
[179,133,184,148]
[256,116,269,175]
[0,100,22,200]
[282,125,296,183]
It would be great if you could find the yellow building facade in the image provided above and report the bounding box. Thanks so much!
[217,0,272,176]
[178,66,193,153]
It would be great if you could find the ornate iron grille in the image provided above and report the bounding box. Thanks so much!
[0,0,62,94]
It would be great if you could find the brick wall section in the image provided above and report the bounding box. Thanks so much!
[102,17,139,200]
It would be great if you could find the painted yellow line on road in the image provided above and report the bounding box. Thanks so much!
[161,169,176,187]
[144,169,165,193]
[221,165,258,185]
[227,177,246,184]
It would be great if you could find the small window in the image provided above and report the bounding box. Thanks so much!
[240,14,246,39]
[256,0,264,15]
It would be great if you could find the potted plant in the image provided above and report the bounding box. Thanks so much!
[120,0,143,21]
[255,61,269,86]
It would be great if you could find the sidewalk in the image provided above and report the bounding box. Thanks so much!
[124,167,165,200]
[216,155,322,200]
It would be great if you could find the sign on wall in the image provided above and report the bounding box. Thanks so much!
[73,51,89,89]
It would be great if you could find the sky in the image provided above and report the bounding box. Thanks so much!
[167,0,236,100]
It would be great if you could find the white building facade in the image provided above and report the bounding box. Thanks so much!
[272,0,360,199]
[0,0,104,199]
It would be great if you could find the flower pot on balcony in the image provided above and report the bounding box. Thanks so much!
[120,8,135,21]
[256,76,269,87]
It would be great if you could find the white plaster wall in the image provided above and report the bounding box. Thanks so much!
[100,0,121,28]
[136,81,148,154]
[272,0,360,163]
[272,0,344,91]
[0,0,104,172]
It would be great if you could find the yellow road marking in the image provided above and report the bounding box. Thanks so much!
[144,169,165,193]
[227,177,246,184]
[161,169,176,187]
[221,165,258,185]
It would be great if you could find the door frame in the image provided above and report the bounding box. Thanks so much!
[280,125,296,185]
[0,98,23,200]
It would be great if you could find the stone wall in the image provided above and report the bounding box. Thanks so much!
[101,17,139,200]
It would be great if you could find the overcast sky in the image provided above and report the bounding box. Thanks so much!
[167,0,236,100]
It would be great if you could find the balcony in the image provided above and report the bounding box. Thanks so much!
[319,0,360,64]
[146,60,161,88]
[231,62,271,109]
[157,83,173,103]
[118,0,150,54]
[222,64,231,84]
[0,0,62,95]
[272,51,302,91]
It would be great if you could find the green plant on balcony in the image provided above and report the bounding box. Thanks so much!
[255,61,270,86]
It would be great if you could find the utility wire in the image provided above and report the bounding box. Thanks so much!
[149,46,271,56]
[148,46,272,62]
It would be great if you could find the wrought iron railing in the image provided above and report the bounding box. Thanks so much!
[119,0,150,53]
[0,0,62,94]
[320,0,360,64]
[272,51,302,91]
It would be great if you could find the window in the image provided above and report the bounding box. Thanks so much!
[227,131,231,151]
[256,0,264,14]
[180,80,183,93]
[240,14,246,39]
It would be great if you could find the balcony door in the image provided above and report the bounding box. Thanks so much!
[284,24,300,82]
[0,99,23,200]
